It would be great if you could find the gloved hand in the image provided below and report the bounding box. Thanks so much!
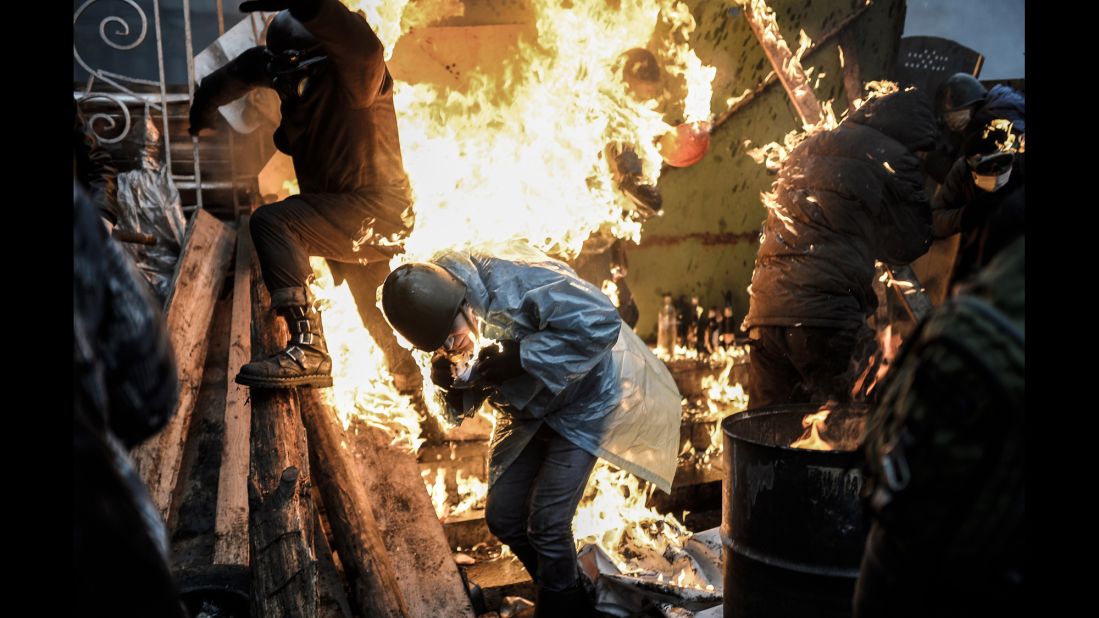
[188,99,219,137]
[239,0,292,12]
[430,351,456,390]
[476,340,524,384]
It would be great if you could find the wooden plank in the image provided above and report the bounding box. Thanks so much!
[298,390,411,618]
[214,217,253,566]
[247,248,319,617]
[348,419,477,618]
[132,208,235,524]
[742,0,822,126]
[313,491,354,618]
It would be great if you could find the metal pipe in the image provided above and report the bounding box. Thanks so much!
[152,0,172,174]
[183,0,203,210]
[215,0,243,219]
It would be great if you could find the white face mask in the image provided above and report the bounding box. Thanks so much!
[972,169,1011,192]
[944,108,972,132]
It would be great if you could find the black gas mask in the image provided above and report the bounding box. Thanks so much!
[267,47,328,99]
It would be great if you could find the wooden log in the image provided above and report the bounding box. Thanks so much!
[247,247,319,617]
[742,0,822,126]
[313,489,354,618]
[214,218,253,566]
[348,419,477,618]
[709,1,873,133]
[132,208,235,524]
[298,390,411,618]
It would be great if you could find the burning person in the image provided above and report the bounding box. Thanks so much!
[380,242,682,616]
[189,0,414,389]
[741,89,937,409]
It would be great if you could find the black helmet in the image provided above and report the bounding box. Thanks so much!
[381,263,468,351]
[266,11,327,98]
[935,73,988,115]
[266,11,320,54]
[964,120,1019,175]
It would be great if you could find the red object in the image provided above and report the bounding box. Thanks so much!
[659,121,712,167]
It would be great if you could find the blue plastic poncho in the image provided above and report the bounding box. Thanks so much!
[433,241,682,493]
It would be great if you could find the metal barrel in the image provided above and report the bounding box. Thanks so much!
[721,404,869,617]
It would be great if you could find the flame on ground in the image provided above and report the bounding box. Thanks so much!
[572,461,691,573]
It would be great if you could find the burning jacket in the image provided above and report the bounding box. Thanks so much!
[433,242,682,493]
[743,89,936,331]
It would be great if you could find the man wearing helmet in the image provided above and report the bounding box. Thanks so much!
[189,0,414,389]
[379,243,683,616]
[926,73,1025,184]
[931,120,1025,288]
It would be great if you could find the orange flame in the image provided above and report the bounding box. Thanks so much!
[790,407,834,450]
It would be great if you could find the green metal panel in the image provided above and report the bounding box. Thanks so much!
[630,0,906,340]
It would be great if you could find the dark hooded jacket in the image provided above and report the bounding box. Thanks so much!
[743,90,937,331]
[190,0,411,226]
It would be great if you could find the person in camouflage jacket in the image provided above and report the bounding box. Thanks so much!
[855,237,1024,617]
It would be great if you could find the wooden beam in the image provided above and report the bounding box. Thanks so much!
[741,0,822,126]
[132,208,235,524]
[298,390,411,618]
[247,249,319,617]
[214,218,254,566]
[313,491,354,618]
[347,419,477,618]
[709,1,873,133]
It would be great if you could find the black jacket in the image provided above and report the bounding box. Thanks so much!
[932,154,1025,286]
[191,0,411,216]
[74,181,185,617]
[744,90,936,330]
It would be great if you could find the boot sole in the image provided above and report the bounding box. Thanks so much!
[234,374,334,389]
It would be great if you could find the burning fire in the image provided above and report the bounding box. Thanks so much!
[789,406,833,450]
[308,257,424,451]
[378,0,717,263]
[573,461,690,573]
[701,349,749,416]
[279,0,720,578]
[422,467,490,521]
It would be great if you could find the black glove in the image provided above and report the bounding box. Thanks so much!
[430,351,456,390]
[239,0,291,12]
[476,340,524,384]
[188,95,219,137]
